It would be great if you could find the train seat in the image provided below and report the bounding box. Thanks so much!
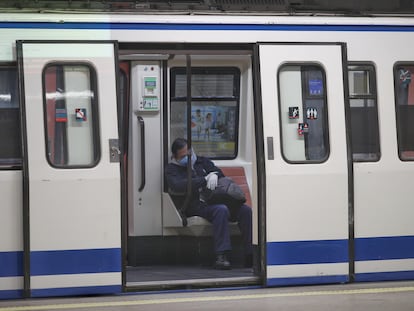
[163,166,251,236]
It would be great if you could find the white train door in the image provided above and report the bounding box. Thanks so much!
[258,43,350,285]
[17,41,122,297]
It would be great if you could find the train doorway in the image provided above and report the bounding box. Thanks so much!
[257,43,351,286]
[120,47,261,289]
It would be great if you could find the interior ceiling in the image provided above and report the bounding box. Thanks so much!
[0,0,414,15]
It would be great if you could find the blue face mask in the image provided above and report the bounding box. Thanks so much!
[178,151,197,167]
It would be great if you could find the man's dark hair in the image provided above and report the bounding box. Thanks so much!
[171,138,188,156]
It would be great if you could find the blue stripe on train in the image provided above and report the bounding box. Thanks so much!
[267,236,414,266]
[268,275,349,286]
[31,248,122,276]
[31,285,122,298]
[354,236,414,282]
[355,236,414,261]
[356,271,414,282]
[0,290,22,299]
[0,251,23,277]
[267,239,349,266]
[267,236,414,284]
[1,22,414,32]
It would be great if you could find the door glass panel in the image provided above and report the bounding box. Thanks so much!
[348,65,380,161]
[43,63,100,167]
[0,67,21,166]
[278,64,329,162]
[394,64,414,160]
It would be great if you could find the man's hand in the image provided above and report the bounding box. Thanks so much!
[205,172,218,190]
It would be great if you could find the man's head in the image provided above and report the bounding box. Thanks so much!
[171,138,197,166]
[171,138,188,161]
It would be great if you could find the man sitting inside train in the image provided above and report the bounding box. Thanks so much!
[165,138,252,270]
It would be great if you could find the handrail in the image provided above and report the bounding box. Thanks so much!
[137,115,146,192]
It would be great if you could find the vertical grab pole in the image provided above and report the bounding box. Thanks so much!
[179,55,192,226]
[186,54,192,169]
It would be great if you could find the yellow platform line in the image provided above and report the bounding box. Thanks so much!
[1,286,414,311]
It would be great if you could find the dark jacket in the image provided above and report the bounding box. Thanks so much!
[165,156,224,215]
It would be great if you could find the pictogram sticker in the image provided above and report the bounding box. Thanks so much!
[289,107,299,119]
[306,107,318,120]
[75,108,87,121]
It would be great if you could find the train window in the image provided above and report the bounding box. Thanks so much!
[394,63,414,161]
[0,67,21,167]
[278,64,329,163]
[348,64,380,161]
[43,63,100,168]
[170,67,240,159]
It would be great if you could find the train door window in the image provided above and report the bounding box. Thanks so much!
[43,63,100,167]
[348,64,380,161]
[278,64,329,162]
[170,67,240,159]
[0,67,21,167]
[394,63,414,160]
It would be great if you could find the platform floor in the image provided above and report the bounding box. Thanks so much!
[1,281,414,311]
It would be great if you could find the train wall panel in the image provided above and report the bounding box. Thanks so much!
[29,180,122,251]
[0,171,23,298]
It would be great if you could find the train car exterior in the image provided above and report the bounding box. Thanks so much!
[1,13,414,299]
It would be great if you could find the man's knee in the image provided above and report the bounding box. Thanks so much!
[239,204,252,219]
[211,204,230,220]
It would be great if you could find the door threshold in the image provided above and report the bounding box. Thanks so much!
[126,275,260,289]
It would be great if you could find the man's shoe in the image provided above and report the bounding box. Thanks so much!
[215,253,231,270]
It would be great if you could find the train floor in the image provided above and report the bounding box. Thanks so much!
[1,281,414,311]
[126,265,258,287]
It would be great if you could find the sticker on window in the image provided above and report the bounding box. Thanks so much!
[75,108,87,121]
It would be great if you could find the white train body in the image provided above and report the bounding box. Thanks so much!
[1,12,413,298]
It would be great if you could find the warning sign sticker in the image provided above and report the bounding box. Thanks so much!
[55,108,67,123]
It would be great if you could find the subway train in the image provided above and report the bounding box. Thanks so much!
[1,11,414,299]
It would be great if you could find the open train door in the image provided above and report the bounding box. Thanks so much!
[17,41,122,297]
[257,43,351,286]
